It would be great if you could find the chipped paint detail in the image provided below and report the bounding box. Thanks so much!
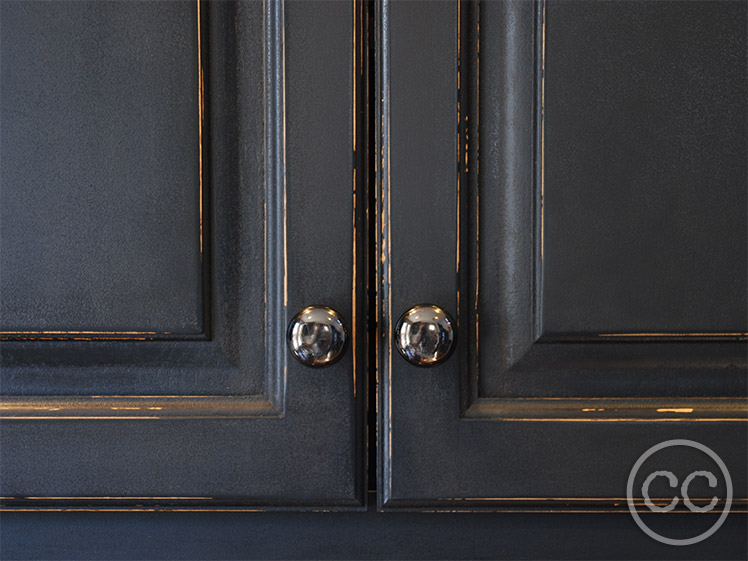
[539,0,546,261]
[377,0,395,508]
[465,397,747,422]
[598,332,748,341]
[197,0,204,257]
[435,497,748,502]
[0,396,282,419]
[7,496,214,501]
[391,497,748,511]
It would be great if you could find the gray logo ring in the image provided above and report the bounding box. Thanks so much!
[626,439,732,546]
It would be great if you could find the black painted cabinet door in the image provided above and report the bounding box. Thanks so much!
[0,0,366,508]
[379,0,747,524]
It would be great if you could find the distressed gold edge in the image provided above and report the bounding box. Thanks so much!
[5,496,741,503]
[3,497,744,513]
[0,0,208,342]
[352,0,357,401]
[0,506,363,513]
[0,333,206,342]
[3,507,746,514]
[467,418,746,423]
[0,501,364,513]
[1,496,213,500]
[351,0,365,400]
[0,499,364,512]
[435,497,748,503]
[398,508,748,514]
[0,395,281,419]
[350,0,368,507]
[376,0,394,507]
[379,496,748,513]
[0,331,179,341]
[465,397,748,422]
[0,508,268,513]
[197,0,205,259]
[595,333,748,340]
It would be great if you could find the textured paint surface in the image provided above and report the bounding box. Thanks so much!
[0,0,364,507]
[381,0,747,512]
[0,1,203,333]
[2,508,747,560]
[543,0,748,335]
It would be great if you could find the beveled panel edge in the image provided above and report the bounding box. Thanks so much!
[0,395,278,419]
[376,0,394,509]
[541,333,748,343]
[0,332,208,342]
[456,0,541,414]
[459,0,748,419]
[465,397,748,422]
[263,0,288,413]
[0,499,365,512]
[0,0,288,418]
[380,497,748,513]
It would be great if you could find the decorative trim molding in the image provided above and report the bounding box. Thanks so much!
[0,0,288,419]
[457,0,747,421]
[378,0,747,511]
[377,0,394,509]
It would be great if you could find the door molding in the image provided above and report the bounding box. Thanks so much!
[378,0,747,510]
[0,0,287,419]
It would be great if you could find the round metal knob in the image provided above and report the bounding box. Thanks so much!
[395,304,455,367]
[287,306,348,367]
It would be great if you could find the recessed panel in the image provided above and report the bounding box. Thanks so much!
[0,1,202,333]
[382,0,748,515]
[1,0,363,508]
[542,0,747,335]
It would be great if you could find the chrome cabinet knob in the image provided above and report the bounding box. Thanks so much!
[287,306,348,367]
[395,304,455,367]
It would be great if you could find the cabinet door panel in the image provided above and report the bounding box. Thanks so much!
[0,1,203,334]
[1,0,365,508]
[379,0,747,521]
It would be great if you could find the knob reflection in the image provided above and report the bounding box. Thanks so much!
[287,306,348,367]
[395,304,455,367]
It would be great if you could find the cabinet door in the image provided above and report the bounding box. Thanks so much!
[379,0,747,525]
[0,0,366,509]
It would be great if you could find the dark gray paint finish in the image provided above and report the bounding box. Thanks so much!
[1,0,746,557]
[0,1,203,333]
[456,0,747,405]
[380,0,747,514]
[542,0,747,335]
[1,2,267,400]
[2,509,747,560]
[1,0,364,507]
